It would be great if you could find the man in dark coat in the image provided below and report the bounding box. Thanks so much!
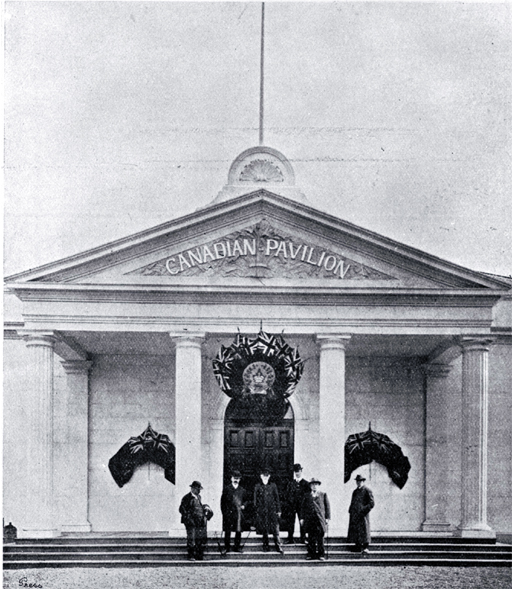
[221,470,248,553]
[300,477,330,561]
[253,469,284,553]
[347,474,375,554]
[284,463,310,544]
[179,481,213,561]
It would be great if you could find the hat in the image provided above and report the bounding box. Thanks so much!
[355,474,366,482]
[231,470,242,478]
[309,477,321,485]
[293,463,303,472]
[190,481,203,489]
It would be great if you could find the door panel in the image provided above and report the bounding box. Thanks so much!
[224,421,294,516]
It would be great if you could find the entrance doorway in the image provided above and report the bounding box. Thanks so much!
[224,396,294,528]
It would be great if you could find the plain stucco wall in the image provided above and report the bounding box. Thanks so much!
[488,342,512,534]
[345,357,425,532]
[87,354,175,532]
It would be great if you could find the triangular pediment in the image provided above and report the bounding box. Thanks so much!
[127,219,396,283]
[5,190,510,292]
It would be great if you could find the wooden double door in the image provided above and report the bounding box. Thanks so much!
[224,399,294,529]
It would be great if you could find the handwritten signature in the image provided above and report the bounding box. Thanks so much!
[18,578,43,588]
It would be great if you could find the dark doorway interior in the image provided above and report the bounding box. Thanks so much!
[224,396,294,529]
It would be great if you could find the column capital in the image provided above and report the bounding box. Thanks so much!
[422,363,452,378]
[316,334,352,351]
[170,332,206,348]
[61,360,93,375]
[459,337,495,353]
[20,331,58,348]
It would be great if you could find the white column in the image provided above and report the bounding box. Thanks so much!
[170,333,205,534]
[317,334,351,536]
[208,420,225,532]
[20,333,60,538]
[457,338,495,539]
[60,360,92,533]
[422,363,452,532]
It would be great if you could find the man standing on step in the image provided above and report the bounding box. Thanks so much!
[254,468,284,554]
[284,463,310,544]
[347,474,375,555]
[300,477,330,561]
[179,481,213,561]
[221,470,248,553]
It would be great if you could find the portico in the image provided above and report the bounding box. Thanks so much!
[4,148,510,540]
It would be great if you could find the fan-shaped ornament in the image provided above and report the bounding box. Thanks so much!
[239,159,284,183]
[212,330,304,399]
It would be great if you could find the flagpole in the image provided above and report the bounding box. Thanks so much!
[259,2,265,146]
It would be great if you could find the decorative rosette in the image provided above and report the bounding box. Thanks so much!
[212,330,304,398]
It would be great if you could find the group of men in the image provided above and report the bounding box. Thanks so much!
[179,463,375,561]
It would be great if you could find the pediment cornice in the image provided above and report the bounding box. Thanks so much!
[4,189,511,292]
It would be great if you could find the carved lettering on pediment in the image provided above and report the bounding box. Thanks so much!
[128,220,396,281]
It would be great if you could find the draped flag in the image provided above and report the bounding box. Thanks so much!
[108,424,175,488]
[212,330,304,398]
[344,425,411,489]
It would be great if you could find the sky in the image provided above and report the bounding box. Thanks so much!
[4,1,512,278]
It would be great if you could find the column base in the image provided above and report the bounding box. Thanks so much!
[61,523,92,533]
[456,525,496,539]
[422,521,453,533]
[18,528,61,539]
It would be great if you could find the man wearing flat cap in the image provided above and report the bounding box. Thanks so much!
[253,468,284,553]
[347,474,375,554]
[221,470,248,553]
[284,463,310,544]
[300,477,330,561]
[179,481,213,561]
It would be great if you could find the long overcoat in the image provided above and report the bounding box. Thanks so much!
[253,482,281,533]
[300,491,331,534]
[347,485,375,545]
[221,484,248,532]
[283,478,310,531]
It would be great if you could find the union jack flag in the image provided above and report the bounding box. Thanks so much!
[153,433,171,454]
[284,381,298,396]
[346,431,373,454]
[230,334,248,351]
[212,368,232,391]
[217,345,235,368]
[284,348,303,377]
[274,336,292,358]
[127,435,145,454]
[256,331,277,356]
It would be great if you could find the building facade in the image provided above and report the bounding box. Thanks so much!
[4,147,512,539]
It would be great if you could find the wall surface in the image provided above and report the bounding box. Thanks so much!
[3,338,32,528]
[87,354,175,532]
[488,342,512,534]
[345,357,425,532]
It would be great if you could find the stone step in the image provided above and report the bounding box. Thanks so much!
[5,541,510,553]
[5,549,511,560]
[10,535,500,545]
[4,536,510,569]
[4,557,512,568]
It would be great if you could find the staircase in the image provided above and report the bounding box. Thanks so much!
[4,535,511,568]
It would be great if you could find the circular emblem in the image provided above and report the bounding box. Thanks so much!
[243,362,276,394]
